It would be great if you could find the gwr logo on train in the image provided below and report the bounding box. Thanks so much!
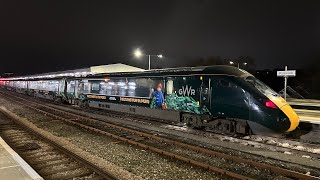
[178,85,195,96]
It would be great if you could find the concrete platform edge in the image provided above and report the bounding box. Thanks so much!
[0,136,43,180]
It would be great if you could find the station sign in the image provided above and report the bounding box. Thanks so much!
[277,66,296,100]
[277,70,296,77]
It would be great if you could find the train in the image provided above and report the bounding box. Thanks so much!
[0,65,299,135]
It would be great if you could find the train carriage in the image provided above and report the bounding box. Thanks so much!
[1,65,299,135]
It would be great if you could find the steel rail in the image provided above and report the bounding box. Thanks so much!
[0,106,118,180]
[0,92,253,180]
[2,91,320,180]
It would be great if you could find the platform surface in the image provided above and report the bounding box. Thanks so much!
[295,109,320,124]
[287,98,320,107]
[0,137,42,180]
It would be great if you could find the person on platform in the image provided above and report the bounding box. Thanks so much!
[151,83,165,109]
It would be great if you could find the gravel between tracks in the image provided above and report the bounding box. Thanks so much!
[0,106,143,180]
[44,101,320,176]
[0,97,227,179]
[2,94,320,179]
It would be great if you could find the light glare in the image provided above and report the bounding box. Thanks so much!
[134,48,143,58]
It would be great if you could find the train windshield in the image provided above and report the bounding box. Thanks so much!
[245,76,278,96]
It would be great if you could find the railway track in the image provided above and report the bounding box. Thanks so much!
[1,91,320,180]
[73,105,320,157]
[48,96,320,158]
[0,112,117,180]
[46,102,320,166]
[21,91,320,160]
[16,90,319,154]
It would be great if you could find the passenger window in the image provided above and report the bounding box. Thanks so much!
[100,83,108,91]
[91,83,100,91]
[166,80,174,94]
[67,81,75,93]
[83,83,90,91]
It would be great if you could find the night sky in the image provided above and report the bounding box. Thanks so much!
[1,0,319,75]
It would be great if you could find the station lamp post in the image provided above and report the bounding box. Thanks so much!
[134,48,163,70]
[229,61,247,69]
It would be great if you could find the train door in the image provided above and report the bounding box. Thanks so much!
[57,78,68,102]
[166,78,174,95]
[201,77,212,110]
[58,79,64,96]
[74,80,79,98]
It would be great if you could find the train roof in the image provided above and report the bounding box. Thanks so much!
[89,65,253,78]
[1,63,144,81]
[203,65,252,77]
[2,64,253,81]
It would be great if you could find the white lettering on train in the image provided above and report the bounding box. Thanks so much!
[178,85,195,96]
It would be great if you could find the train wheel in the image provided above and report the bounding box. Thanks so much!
[79,100,89,108]
[181,113,204,129]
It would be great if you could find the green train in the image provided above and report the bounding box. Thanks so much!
[1,65,299,135]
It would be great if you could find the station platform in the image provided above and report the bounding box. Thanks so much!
[295,109,320,124]
[286,98,320,124]
[287,98,320,108]
[0,137,42,180]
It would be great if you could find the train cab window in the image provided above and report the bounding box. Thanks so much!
[219,79,237,89]
[219,79,229,87]
[166,80,174,94]
[245,76,277,95]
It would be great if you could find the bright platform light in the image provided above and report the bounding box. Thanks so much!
[134,48,143,58]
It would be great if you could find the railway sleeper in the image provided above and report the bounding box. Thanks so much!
[28,156,65,165]
[23,149,56,156]
[40,163,82,176]
[49,168,92,180]
[27,151,58,159]
[36,159,72,169]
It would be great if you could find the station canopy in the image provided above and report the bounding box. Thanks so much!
[3,63,145,80]
[90,63,145,74]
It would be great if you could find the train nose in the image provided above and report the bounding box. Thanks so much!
[280,104,299,132]
[267,95,300,132]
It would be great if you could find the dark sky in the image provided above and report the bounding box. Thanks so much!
[1,0,320,75]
